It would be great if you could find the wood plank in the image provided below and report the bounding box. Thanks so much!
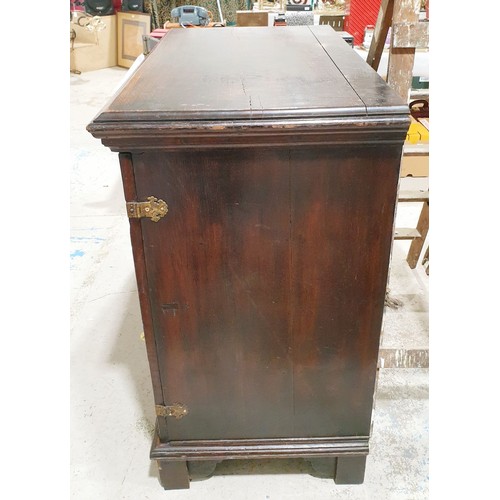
[397,190,429,202]
[403,143,429,155]
[388,47,417,102]
[379,348,429,368]
[318,15,345,31]
[394,228,421,239]
[367,0,394,71]
[410,89,430,101]
[290,146,402,437]
[309,25,408,116]
[407,201,429,267]
[387,0,421,102]
[392,21,429,48]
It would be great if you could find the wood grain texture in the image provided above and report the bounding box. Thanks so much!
[309,24,407,116]
[312,22,407,116]
[119,154,165,409]
[289,146,401,437]
[89,26,408,125]
[88,26,409,152]
[367,0,394,71]
[151,435,369,461]
[133,145,401,443]
[94,26,365,122]
[88,114,410,152]
[134,149,294,440]
[387,0,421,101]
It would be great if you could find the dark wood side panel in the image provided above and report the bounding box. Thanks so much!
[119,153,165,408]
[290,146,401,437]
[133,149,294,440]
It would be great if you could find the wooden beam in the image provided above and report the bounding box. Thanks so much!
[367,0,394,71]
[387,0,421,102]
[394,228,421,240]
[397,190,429,202]
[406,201,429,268]
[392,21,429,48]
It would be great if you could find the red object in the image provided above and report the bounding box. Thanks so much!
[344,0,382,46]
[150,29,170,39]
[70,1,122,11]
[70,1,85,11]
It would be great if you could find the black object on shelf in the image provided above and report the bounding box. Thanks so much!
[340,31,354,47]
[85,0,115,15]
[122,0,144,11]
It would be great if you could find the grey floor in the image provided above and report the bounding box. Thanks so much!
[70,61,429,499]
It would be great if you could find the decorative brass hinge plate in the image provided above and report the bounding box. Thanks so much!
[155,403,189,419]
[126,196,168,222]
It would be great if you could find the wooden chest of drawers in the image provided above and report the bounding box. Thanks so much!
[87,25,409,490]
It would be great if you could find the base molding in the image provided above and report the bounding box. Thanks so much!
[151,430,370,489]
[151,434,369,462]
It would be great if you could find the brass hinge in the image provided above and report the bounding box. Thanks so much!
[126,196,168,222]
[155,403,189,420]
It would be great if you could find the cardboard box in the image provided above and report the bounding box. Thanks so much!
[236,11,269,26]
[406,116,429,144]
[400,153,429,177]
[70,15,117,73]
[401,118,429,177]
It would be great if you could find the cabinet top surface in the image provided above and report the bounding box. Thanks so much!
[90,25,408,126]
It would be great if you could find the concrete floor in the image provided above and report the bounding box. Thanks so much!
[70,63,429,499]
